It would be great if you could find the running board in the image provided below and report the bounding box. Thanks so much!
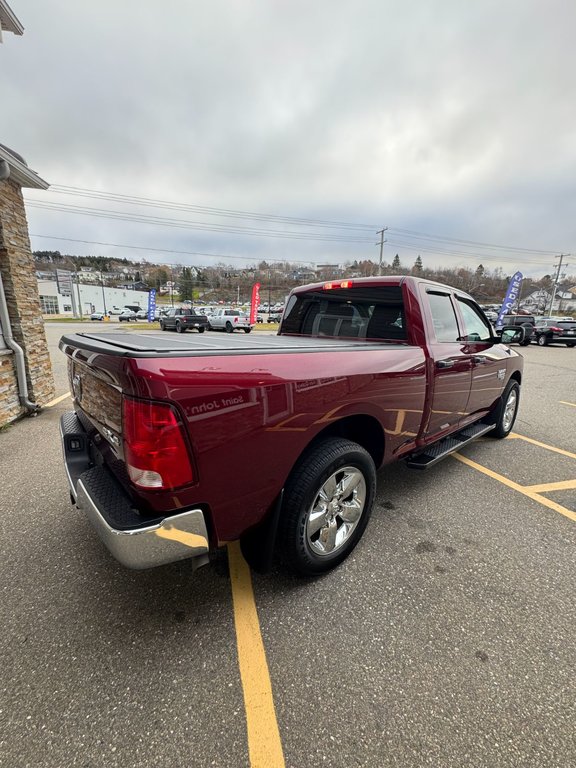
[405,423,495,469]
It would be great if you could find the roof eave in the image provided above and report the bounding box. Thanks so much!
[0,1,24,35]
[0,145,49,189]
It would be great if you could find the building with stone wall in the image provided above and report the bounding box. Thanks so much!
[0,144,55,426]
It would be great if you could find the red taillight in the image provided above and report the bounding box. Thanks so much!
[122,397,194,490]
[549,326,563,332]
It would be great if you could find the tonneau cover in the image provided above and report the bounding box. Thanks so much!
[59,331,407,358]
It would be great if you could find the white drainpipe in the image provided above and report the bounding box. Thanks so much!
[0,270,40,413]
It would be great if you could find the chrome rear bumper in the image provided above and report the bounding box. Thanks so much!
[60,411,209,570]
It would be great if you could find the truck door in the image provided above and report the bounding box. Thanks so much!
[422,289,472,439]
[453,296,508,419]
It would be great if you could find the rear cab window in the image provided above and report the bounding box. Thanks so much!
[281,285,408,341]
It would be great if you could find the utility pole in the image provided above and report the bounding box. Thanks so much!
[377,227,388,275]
[548,254,567,315]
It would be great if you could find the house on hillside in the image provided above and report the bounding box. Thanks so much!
[521,287,576,314]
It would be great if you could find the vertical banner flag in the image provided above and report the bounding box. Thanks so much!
[250,282,260,325]
[496,271,523,328]
[147,288,157,322]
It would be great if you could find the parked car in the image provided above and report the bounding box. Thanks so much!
[118,309,137,322]
[108,306,123,315]
[90,312,105,321]
[208,308,252,333]
[135,309,148,320]
[495,314,534,346]
[60,276,523,577]
[159,307,209,333]
[268,312,283,323]
[532,319,576,347]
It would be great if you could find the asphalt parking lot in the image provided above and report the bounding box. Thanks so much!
[1,323,574,768]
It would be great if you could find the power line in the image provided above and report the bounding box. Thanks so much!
[385,240,554,266]
[26,201,375,243]
[29,233,319,264]
[388,226,562,256]
[26,184,572,266]
[34,184,379,232]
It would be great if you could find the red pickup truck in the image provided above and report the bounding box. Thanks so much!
[59,277,524,576]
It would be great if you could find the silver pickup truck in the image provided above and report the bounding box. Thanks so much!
[208,307,253,333]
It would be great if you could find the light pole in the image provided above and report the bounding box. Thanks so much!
[100,271,107,315]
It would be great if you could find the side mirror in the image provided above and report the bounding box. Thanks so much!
[500,327,526,344]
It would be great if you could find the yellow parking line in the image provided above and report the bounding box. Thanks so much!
[509,432,576,461]
[560,401,576,408]
[525,480,576,493]
[44,391,71,408]
[228,541,285,768]
[452,453,576,523]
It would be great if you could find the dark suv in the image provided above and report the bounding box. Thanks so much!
[495,314,534,346]
[532,319,576,347]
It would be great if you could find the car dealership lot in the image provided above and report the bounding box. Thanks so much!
[1,326,574,768]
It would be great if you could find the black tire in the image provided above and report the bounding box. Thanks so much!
[207,323,213,331]
[278,438,376,576]
[160,321,165,331]
[537,334,548,346]
[488,380,520,439]
[176,322,183,333]
[566,343,575,348]
[198,326,205,333]
[225,322,233,333]
[244,328,251,333]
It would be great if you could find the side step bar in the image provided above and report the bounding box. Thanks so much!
[405,422,495,470]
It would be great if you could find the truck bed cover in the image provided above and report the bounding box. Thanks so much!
[60,331,408,358]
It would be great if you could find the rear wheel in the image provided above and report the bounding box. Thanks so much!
[225,322,233,333]
[176,322,183,333]
[244,328,251,333]
[566,342,575,348]
[488,380,520,439]
[278,438,376,576]
[198,326,205,333]
[537,334,548,346]
[160,321,165,331]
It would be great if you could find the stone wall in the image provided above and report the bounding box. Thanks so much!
[0,176,55,426]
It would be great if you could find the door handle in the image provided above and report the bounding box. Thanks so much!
[436,359,455,369]
[473,356,487,366]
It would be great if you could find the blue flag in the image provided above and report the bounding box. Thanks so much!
[147,289,157,322]
[496,272,523,328]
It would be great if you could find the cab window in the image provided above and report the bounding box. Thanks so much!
[426,292,460,342]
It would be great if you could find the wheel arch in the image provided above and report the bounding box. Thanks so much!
[295,414,385,473]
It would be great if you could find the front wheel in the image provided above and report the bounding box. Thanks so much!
[176,322,183,333]
[278,438,376,576]
[159,321,165,331]
[567,343,576,348]
[537,334,548,346]
[488,380,520,439]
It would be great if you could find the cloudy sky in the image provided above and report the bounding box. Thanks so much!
[2,0,576,277]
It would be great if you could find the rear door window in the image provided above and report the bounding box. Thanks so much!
[426,292,460,342]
